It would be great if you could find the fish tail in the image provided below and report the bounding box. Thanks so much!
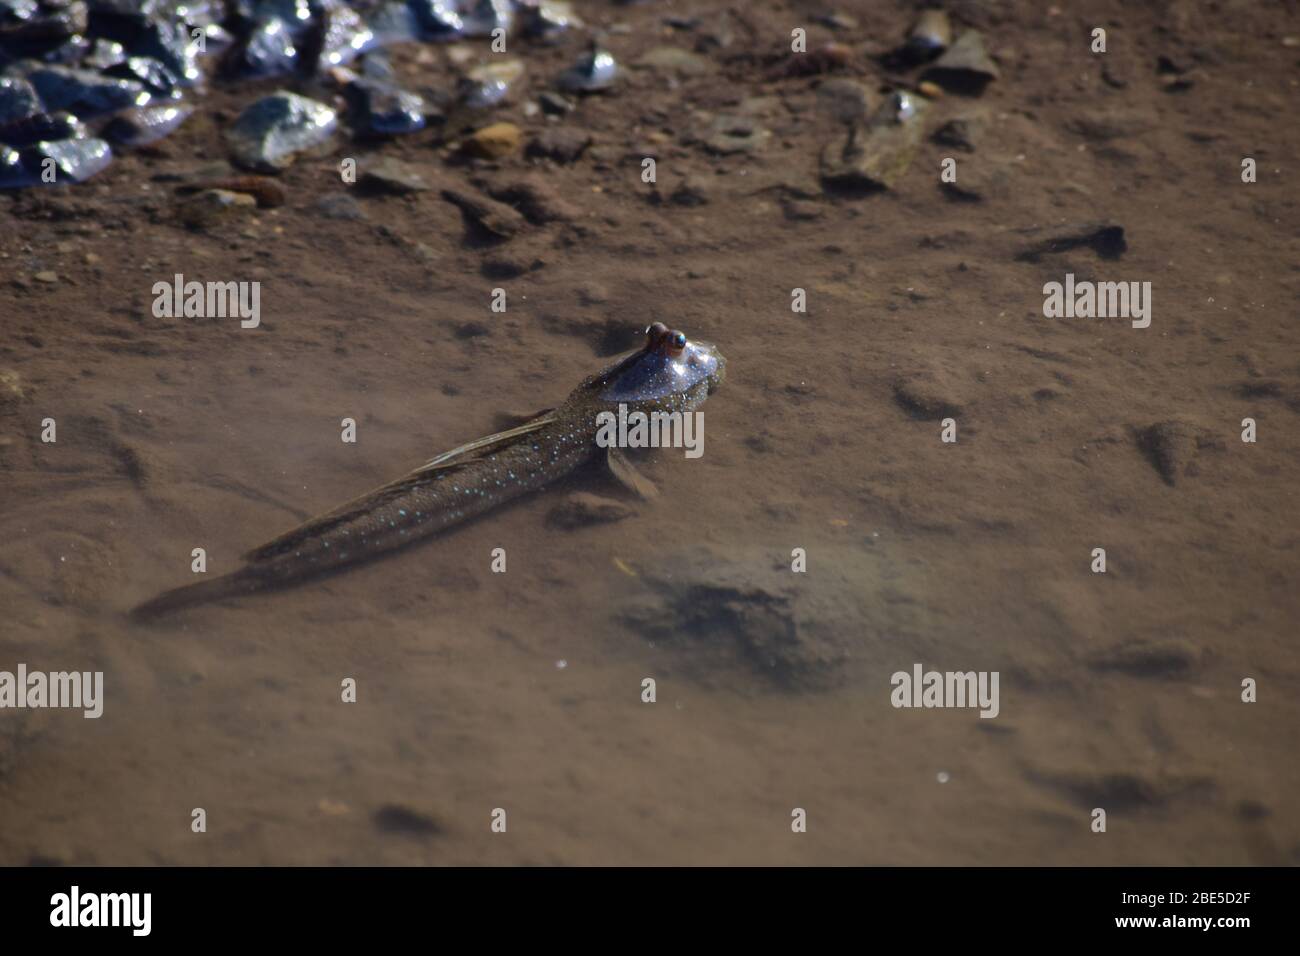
[129,569,268,620]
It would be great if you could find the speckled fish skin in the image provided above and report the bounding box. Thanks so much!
[132,326,725,616]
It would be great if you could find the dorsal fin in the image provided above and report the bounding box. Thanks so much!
[411,411,555,474]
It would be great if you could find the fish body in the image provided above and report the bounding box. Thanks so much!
[133,324,725,616]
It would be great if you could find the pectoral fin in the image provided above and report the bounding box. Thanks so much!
[605,447,659,500]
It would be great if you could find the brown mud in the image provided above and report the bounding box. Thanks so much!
[1,0,1299,864]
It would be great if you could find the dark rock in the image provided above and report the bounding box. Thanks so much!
[340,73,426,137]
[0,77,42,127]
[401,0,465,42]
[312,192,367,220]
[102,103,191,146]
[175,188,257,229]
[315,1,378,70]
[669,175,709,206]
[556,45,617,93]
[129,18,200,87]
[526,125,591,163]
[921,30,999,95]
[360,155,431,193]
[0,110,85,147]
[931,116,981,152]
[26,65,150,118]
[903,9,951,63]
[230,17,299,78]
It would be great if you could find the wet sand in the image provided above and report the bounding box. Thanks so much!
[2,0,1299,865]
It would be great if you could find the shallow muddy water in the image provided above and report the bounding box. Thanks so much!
[1,0,1298,865]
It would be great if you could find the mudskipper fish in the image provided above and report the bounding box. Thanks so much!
[132,324,725,616]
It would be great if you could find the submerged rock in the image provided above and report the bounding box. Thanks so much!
[931,114,983,152]
[359,154,431,193]
[19,137,113,184]
[225,89,337,171]
[0,1,88,60]
[556,45,617,93]
[0,77,42,128]
[820,91,927,192]
[0,109,85,147]
[905,9,951,62]
[519,0,576,41]
[336,70,426,137]
[922,30,999,95]
[315,1,377,69]
[459,0,510,38]
[130,18,201,87]
[370,0,463,44]
[103,103,192,145]
[526,124,590,163]
[176,186,258,229]
[83,37,129,70]
[313,191,367,219]
[0,144,36,188]
[231,17,301,78]
[459,58,524,109]
[27,65,151,117]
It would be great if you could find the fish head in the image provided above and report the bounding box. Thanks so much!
[584,322,726,417]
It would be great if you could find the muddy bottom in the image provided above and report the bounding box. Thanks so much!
[1,0,1298,865]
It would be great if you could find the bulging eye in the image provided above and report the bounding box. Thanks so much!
[669,331,687,353]
[645,322,669,347]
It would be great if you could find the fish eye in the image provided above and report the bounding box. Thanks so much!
[671,332,687,349]
[645,322,669,347]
